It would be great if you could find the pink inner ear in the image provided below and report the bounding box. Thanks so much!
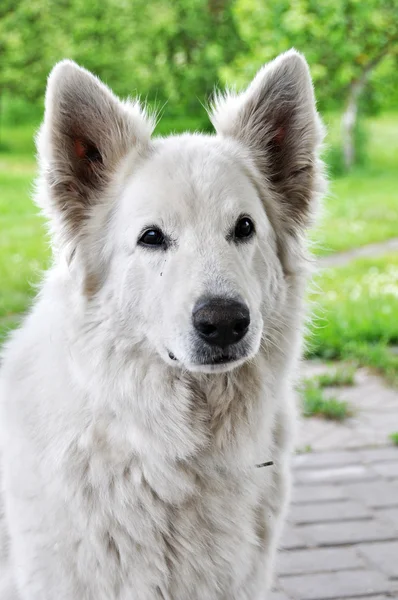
[74,138,87,159]
[274,126,286,145]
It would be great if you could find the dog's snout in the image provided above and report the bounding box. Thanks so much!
[192,297,250,348]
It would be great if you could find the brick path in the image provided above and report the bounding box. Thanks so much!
[318,237,398,268]
[269,363,398,600]
[271,447,398,600]
[297,365,398,452]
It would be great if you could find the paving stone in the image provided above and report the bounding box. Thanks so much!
[294,464,378,485]
[359,446,398,463]
[357,541,398,578]
[335,597,395,600]
[279,569,394,600]
[292,485,347,504]
[360,412,398,433]
[268,592,292,600]
[280,527,310,551]
[305,426,378,451]
[343,481,398,508]
[372,461,398,479]
[377,507,398,528]
[294,519,398,547]
[318,238,398,268]
[331,371,398,412]
[288,364,398,599]
[297,417,336,449]
[301,360,332,378]
[293,451,359,470]
[289,500,371,525]
[277,546,365,576]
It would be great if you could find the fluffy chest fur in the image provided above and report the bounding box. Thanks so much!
[56,415,275,599]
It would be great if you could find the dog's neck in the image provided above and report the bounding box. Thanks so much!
[69,325,277,468]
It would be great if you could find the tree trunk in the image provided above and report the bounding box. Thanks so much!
[341,79,365,170]
[341,43,394,171]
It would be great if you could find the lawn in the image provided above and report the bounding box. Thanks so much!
[307,254,398,384]
[1,114,398,378]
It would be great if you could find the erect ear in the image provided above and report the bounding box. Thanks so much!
[210,50,325,230]
[36,60,154,246]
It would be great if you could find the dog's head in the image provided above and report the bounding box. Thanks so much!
[37,51,325,374]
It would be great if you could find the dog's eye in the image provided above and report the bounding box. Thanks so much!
[234,217,255,240]
[138,228,166,248]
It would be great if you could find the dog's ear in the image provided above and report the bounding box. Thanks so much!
[37,60,154,245]
[210,50,325,230]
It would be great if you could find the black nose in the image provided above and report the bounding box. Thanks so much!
[192,297,250,348]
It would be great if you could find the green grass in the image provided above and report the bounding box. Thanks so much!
[300,381,352,421]
[390,432,398,446]
[307,254,398,383]
[315,366,356,388]
[313,171,398,255]
[299,367,355,421]
[0,157,50,341]
[296,444,313,454]
[0,124,38,157]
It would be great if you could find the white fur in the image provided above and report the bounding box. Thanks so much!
[0,51,325,599]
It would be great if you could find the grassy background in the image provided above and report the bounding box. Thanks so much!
[312,113,398,255]
[307,255,398,384]
[1,114,398,382]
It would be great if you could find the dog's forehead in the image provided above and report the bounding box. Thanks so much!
[123,134,260,217]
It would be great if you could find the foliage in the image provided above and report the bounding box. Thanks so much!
[1,1,397,126]
[229,0,398,113]
[228,0,398,169]
[0,0,242,130]
[0,1,66,101]
[390,432,398,446]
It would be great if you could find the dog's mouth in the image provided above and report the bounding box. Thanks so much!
[167,348,247,373]
[169,349,236,365]
[208,353,234,365]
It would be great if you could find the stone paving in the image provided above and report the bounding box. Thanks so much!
[269,362,398,600]
[297,364,398,452]
[271,446,398,600]
[318,237,398,269]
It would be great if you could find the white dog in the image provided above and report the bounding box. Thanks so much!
[0,50,325,599]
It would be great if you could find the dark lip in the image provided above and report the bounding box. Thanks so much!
[168,349,242,366]
[209,354,234,364]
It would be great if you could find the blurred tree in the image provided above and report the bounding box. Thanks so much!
[229,0,398,170]
[0,0,243,132]
[0,0,63,135]
[123,0,243,125]
[63,0,138,97]
[2,0,398,159]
